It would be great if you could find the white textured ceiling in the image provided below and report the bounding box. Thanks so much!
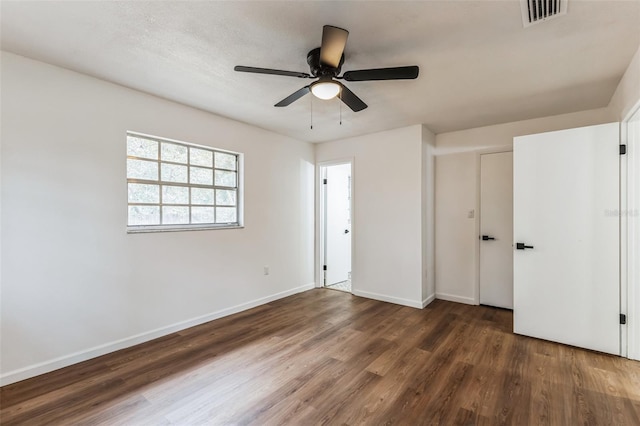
[2,1,639,143]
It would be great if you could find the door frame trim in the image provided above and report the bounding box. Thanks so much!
[316,158,354,290]
[622,99,640,360]
[474,146,513,305]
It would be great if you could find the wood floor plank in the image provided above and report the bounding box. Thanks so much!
[2,289,640,425]
[351,347,433,423]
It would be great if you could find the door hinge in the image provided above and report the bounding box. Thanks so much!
[620,144,627,155]
[323,265,327,271]
[620,314,627,325]
[323,178,327,184]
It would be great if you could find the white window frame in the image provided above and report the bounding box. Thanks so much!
[126,132,243,233]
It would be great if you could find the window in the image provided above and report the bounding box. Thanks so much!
[126,133,241,232]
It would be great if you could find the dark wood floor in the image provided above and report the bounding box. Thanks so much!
[2,289,640,425]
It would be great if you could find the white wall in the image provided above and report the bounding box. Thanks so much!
[435,107,613,155]
[609,44,640,121]
[434,152,477,304]
[434,107,612,303]
[421,125,436,305]
[0,52,315,385]
[315,125,433,308]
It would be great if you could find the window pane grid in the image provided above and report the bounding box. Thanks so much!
[127,134,239,229]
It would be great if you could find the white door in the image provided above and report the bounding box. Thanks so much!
[479,151,513,309]
[513,123,620,355]
[325,163,352,286]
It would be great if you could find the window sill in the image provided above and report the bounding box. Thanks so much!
[127,224,244,234]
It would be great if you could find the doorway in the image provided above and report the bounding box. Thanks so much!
[478,151,513,309]
[321,162,352,293]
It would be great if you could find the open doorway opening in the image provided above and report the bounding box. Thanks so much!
[321,162,352,293]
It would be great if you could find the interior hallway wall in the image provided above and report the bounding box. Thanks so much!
[315,125,435,308]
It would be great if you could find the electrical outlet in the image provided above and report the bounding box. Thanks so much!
[467,209,475,219]
[263,266,269,275]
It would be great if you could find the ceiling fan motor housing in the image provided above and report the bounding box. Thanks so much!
[307,47,344,78]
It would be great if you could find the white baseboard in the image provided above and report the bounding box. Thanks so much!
[0,283,315,386]
[435,292,476,305]
[422,293,436,308]
[352,289,423,309]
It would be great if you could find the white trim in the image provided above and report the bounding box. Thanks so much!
[436,292,477,305]
[352,289,423,309]
[422,293,436,308]
[621,120,628,358]
[623,100,640,360]
[127,225,244,233]
[623,98,640,124]
[0,283,315,386]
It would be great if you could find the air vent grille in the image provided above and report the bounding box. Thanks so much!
[521,0,567,27]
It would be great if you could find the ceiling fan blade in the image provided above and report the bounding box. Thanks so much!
[342,66,419,82]
[234,66,310,79]
[320,25,349,68]
[274,86,311,107]
[337,82,367,112]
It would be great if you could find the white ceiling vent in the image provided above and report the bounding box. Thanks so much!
[521,0,568,27]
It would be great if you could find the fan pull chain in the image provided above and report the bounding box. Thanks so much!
[339,90,343,126]
[310,94,313,130]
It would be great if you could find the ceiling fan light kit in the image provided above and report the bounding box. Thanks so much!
[234,25,419,116]
[310,78,341,100]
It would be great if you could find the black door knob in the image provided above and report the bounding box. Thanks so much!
[344,229,350,234]
[516,242,534,250]
[481,235,495,241]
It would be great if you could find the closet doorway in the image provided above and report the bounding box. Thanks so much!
[321,162,352,293]
[478,150,513,309]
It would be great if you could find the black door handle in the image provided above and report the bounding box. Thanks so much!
[516,242,534,250]
[481,235,495,241]
[344,229,350,234]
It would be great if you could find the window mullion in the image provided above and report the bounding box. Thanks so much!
[159,184,163,226]
[187,147,192,224]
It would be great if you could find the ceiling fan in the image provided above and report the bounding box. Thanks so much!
[234,25,419,112]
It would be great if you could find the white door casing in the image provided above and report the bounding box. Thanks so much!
[513,123,620,355]
[325,163,352,286]
[625,104,640,360]
[479,151,514,309]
